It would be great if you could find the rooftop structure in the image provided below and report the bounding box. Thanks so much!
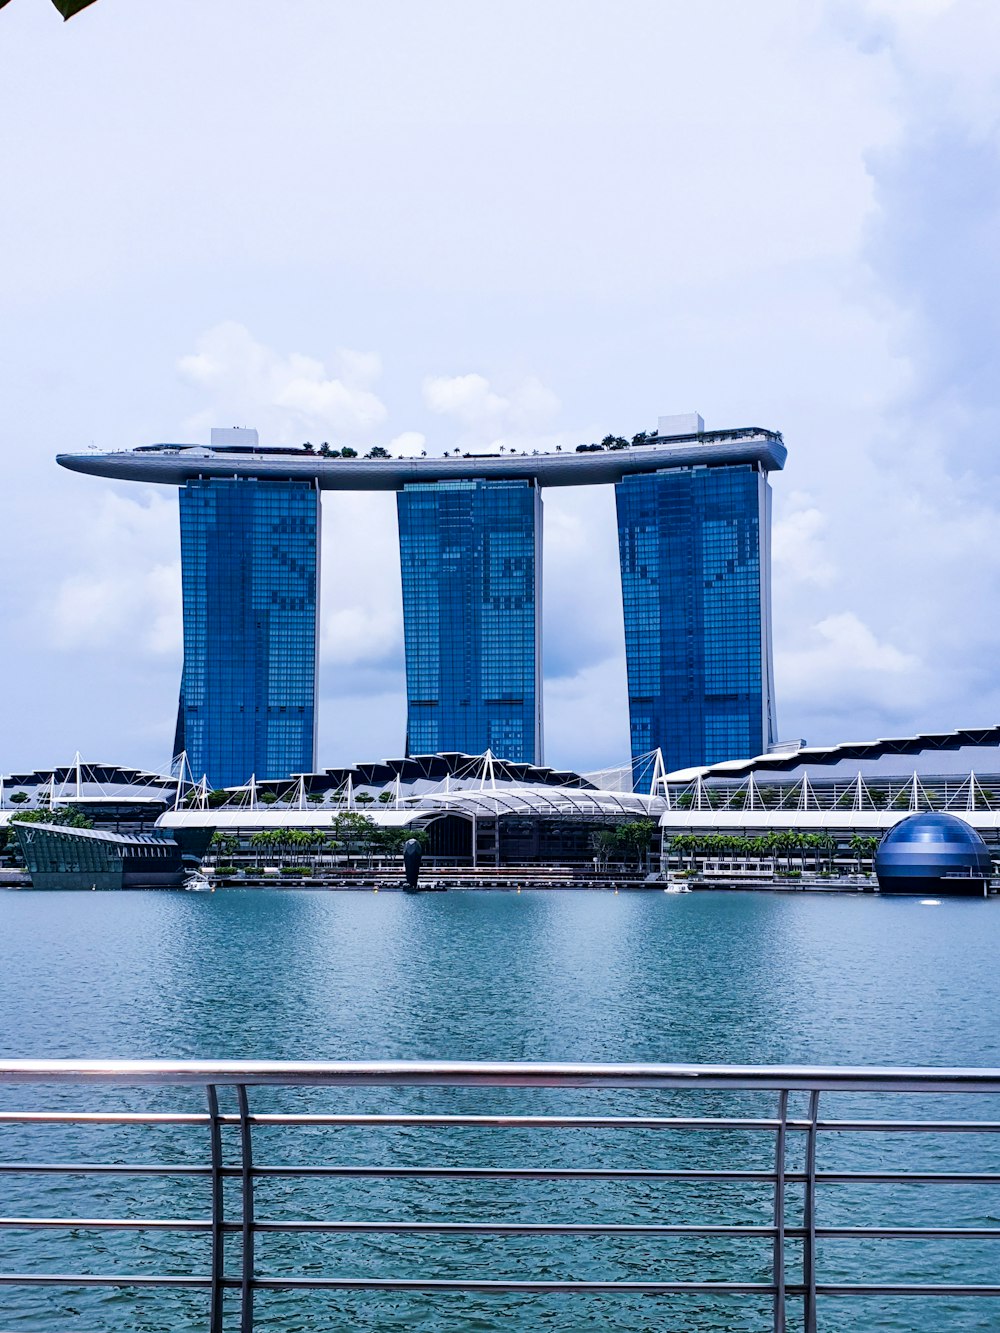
[657,726,1000,875]
[0,757,176,835]
[56,424,786,491]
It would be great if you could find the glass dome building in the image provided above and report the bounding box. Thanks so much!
[874,813,994,896]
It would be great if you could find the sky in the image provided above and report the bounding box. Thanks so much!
[1,0,999,778]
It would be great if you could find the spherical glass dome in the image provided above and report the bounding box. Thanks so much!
[875,813,993,896]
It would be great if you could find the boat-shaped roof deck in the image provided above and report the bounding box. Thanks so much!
[57,427,786,491]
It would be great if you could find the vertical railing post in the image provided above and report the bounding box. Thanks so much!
[772,1089,788,1333]
[237,1085,255,1333]
[802,1090,820,1333]
[206,1084,225,1333]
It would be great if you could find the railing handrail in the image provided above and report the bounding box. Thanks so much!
[2,1059,1000,1092]
[4,1061,1000,1330]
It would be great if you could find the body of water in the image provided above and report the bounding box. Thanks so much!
[1,888,998,1331]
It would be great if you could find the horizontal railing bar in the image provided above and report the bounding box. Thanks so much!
[818,1120,1000,1133]
[0,1218,211,1231]
[3,1217,998,1241]
[241,1220,778,1236]
[0,1274,211,1288]
[0,1112,209,1125]
[5,1162,998,1184]
[817,1172,1000,1184]
[231,1113,799,1130]
[0,1273,779,1293]
[814,1284,1000,1297]
[245,1278,779,1293]
[247,1165,786,1180]
[3,1274,1000,1297]
[6,1110,1000,1133]
[814,1226,1000,1239]
[7,1110,1000,1133]
[0,1163,209,1175]
[2,1059,1000,1094]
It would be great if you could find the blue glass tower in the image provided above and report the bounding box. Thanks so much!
[616,464,776,779]
[397,479,543,762]
[174,477,320,788]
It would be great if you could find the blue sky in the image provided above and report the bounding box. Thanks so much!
[1,0,998,776]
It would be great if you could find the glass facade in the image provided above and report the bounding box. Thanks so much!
[174,477,319,788]
[616,464,776,782]
[397,479,543,763]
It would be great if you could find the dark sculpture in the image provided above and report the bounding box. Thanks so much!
[402,837,423,891]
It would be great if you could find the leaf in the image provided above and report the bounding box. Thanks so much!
[52,0,100,17]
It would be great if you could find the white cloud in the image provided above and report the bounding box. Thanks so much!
[544,655,631,773]
[178,322,387,445]
[44,491,181,659]
[318,491,402,672]
[772,494,837,586]
[389,431,427,458]
[777,612,919,707]
[422,370,561,450]
[423,372,507,426]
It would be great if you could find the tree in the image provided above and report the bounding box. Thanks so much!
[318,442,332,457]
[302,442,315,453]
[355,792,375,806]
[332,812,378,866]
[10,806,93,829]
[378,790,394,805]
[8,791,28,805]
[591,828,618,868]
[0,0,101,16]
[210,832,240,857]
[340,447,358,458]
[621,819,655,869]
[366,446,390,459]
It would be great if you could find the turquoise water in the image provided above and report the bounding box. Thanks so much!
[1,888,999,1330]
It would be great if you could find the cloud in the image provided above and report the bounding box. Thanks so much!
[422,370,561,449]
[772,493,837,586]
[318,491,403,672]
[178,322,387,445]
[44,490,181,659]
[544,656,631,773]
[777,612,921,719]
[389,431,426,458]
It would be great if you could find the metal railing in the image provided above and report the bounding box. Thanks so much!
[1,1061,1000,1331]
